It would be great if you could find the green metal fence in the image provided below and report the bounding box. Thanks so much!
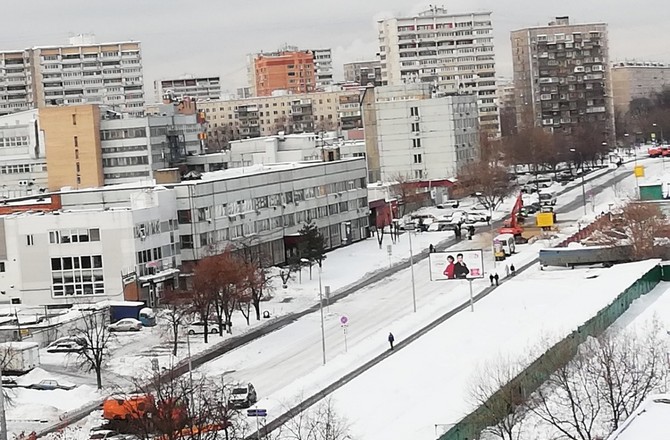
[439,264,662,440]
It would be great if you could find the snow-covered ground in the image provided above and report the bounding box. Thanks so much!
[327,260,660,440]
[22,154,668,437]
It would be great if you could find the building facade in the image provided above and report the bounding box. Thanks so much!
[168,158,369,267]
[0,103,206,195]
[312,49,334,89]
[611,62,670,113]
[496,78,517,136]
[343,60,383,87]
[362,83,479,183]
[253,51,315,97]
[154,76,221,102]
[0,187,179,307]
[377,7,499,133]
[0,34,144,117]
[227,133,365,167]
[511,17,612,136]
[200,89,362,142]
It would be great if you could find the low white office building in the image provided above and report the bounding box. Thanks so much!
[0,187,179,307]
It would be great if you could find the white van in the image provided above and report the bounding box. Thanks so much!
[493,233,516,261]
[538,190,557,206]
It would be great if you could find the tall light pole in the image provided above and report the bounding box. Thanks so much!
[405,224,417,313]
[570,148,587,215]
[0,367,6,440]
[303,258,326,365]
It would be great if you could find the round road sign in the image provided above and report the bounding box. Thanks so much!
[340,315,349,326]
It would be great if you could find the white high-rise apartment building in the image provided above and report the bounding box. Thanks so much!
[377,7,499,133]
[0,34,145,117]
[312,48,334,89]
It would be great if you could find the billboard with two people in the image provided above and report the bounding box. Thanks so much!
[429,249,484,281]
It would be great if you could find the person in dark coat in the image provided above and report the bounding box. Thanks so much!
[454,253,470,279]
[510,264,516,276]
[388,332,395,350]
[489,274,495,286]
[494,273,499,286]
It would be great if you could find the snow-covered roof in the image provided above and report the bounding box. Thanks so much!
[607,394,670,439]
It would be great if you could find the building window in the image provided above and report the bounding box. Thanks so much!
[51,255,104,297]
[414,169,423,179]
[180,235,194,249]
[412,138,422,148]
[413,154,422,164]
[177,210,192,224]
[72,114,77,125]
[410,106,420,116]
[0,262,4,272]
[26,235,34,246]
[411,122,420,132]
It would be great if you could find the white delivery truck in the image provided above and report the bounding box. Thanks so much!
[0,341,40,374]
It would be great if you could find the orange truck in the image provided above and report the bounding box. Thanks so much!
[102,395,188,430]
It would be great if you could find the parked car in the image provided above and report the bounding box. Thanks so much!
[28,379,76,391]
[426,221,457,232]
[89,430,126,440]
[46,340,85,353]
[108,318,143,332]
[464,211,490,224]
[49,336,88,348]
[2,377,18,388]
[228,383,257,409]
[446,210,468,225]
[187,321,220,335]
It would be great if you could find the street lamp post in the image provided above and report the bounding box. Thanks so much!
[405,224,417,313]
[303,258,326,365]
[570,148,587,215]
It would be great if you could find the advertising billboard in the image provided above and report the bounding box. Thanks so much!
[429,249,485,281]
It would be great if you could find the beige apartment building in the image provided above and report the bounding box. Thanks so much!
[199,89,362,142]
[0,34,144,117]
[611,62,670,113]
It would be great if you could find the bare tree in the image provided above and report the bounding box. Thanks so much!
[160,287,194,356]
[74,310,115,389]
[269,397,353,440]
[457,160,516,211]
[591,320,670,431]
[122,370,245,440]
[468,357,530,440]
[389,174,422,217]
[592,202,669,260]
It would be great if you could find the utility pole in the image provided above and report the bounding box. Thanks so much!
[0,371,6,440]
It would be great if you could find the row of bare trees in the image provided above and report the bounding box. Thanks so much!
[469,320,670,440]
[616,86,670,143]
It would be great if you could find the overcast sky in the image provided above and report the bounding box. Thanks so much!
[2,0,667,100]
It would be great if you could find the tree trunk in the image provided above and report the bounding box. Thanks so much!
[203,320,209,344]
[172,323,179,356]
[253,295,261,321]
[95,365,103,390]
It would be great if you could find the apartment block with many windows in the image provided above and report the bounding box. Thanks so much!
[0,34,145,117]
[511,17,613,135]
[611,62,670,114]
[154,76,221,102]
[377,7,499,134]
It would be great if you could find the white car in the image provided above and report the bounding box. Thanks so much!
[108,318,143,332]
[465,211,491,224]
[187,321,220,335]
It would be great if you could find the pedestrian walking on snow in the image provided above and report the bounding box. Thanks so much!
[505,264,510,277]
[510,264,516,276]
[494,273,500,286]
[388,332,395,350]
[489,274,495,286]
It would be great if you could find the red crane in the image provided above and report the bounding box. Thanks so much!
[498,193,524,238]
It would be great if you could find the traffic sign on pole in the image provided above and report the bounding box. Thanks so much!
[247,408,267,417]
[340,315,348,326]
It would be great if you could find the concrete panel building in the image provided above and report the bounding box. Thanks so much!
[611,62,670,113]
[511,17,613,136]
[199,89,362,142]
[154,76,221,102]
[0,34,144,117]
[362,83,479,183]
[377,7,499,134]
[253,51,315,97]
[344,60,383,87]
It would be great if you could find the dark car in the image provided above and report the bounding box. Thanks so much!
[2,377,18,388]
[28,379,76,391]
